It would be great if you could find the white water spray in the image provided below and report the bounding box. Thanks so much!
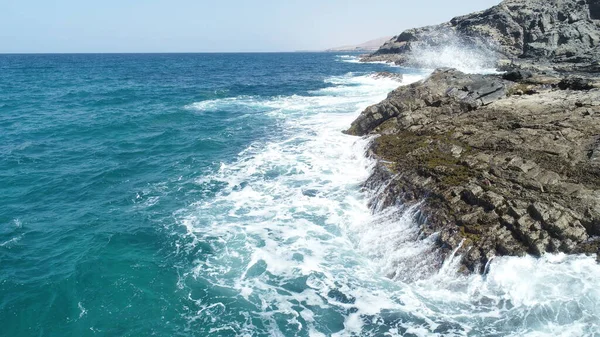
[176,64,600,336]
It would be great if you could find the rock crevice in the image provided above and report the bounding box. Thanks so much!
[348,68,600,272]
[363,0,600,72]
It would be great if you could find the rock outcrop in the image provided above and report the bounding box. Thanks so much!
[372,71,404,81]
[363,0,600,71]
[347,68,600,272]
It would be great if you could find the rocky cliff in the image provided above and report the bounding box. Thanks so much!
[347,69,600,272]
[362,0,600,71]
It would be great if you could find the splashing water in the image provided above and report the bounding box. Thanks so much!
[354,36,501,74]
[337,55,402,68]
[176,69,600,336]
[408,43,500,74]
[2,53,598,337]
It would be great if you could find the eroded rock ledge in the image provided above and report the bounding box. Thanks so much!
[346,68,600,272]
[362,0,600,72]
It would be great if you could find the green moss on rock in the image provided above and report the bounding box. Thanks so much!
[374,130,475,187]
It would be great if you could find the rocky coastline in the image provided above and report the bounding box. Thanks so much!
[361,0,600,72]
[349,0,600,273]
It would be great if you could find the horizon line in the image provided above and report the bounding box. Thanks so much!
[0,50,371,55]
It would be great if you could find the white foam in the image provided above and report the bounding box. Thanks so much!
[335,43,500,74]
[78,302,87,319]
[176,71,416,334]
[184,95,261,112]
[186,73,407,118]
[174,68,600,336]
[336,54,403,68]
[1,219,23,248]
[336,55,362,64]
[0,236,22,248]
[408,42,500,74]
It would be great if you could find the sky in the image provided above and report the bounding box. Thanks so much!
[0,0,502,53]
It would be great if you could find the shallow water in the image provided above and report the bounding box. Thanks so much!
[1,53,598,336]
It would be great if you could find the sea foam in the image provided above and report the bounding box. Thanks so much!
[176,66,600,336]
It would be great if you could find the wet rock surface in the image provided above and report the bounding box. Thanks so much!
[362,0,600,71]
[347,68,600,272]
[372,71,404,81]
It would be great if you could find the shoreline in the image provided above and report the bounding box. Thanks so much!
[346,0,600,273]
[348,67,600,273]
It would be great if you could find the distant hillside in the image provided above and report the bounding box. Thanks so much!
[326,36,392,52]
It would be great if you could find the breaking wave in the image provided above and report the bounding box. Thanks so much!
[408,43,500,74]
[175,69,600,336]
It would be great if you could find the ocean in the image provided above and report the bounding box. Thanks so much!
[1,53,599,336]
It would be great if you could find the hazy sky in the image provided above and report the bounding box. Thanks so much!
[1,0,501,53]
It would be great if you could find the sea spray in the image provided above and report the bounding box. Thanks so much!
[177,71,413,335]
[0,53,419,336]
[406,41,500,74]
[355,35,501,74]
[177,64,600,335]
[3,53,598,336]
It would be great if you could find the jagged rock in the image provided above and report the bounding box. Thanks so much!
[502,69,533,81]
[362,0,600,70]
[372,71,404,81]
[345,69,507,136]
[348,68,600,272]
[557,77,595,90]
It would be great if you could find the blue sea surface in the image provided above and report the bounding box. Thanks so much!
[1,53,599,337]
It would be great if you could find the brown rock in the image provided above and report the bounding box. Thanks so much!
[350,68,600,272]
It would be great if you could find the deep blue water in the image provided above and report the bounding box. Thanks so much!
[2,53,599,337]
[0,53,396,336]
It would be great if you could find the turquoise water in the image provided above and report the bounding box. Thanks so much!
[1,53,599,336]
